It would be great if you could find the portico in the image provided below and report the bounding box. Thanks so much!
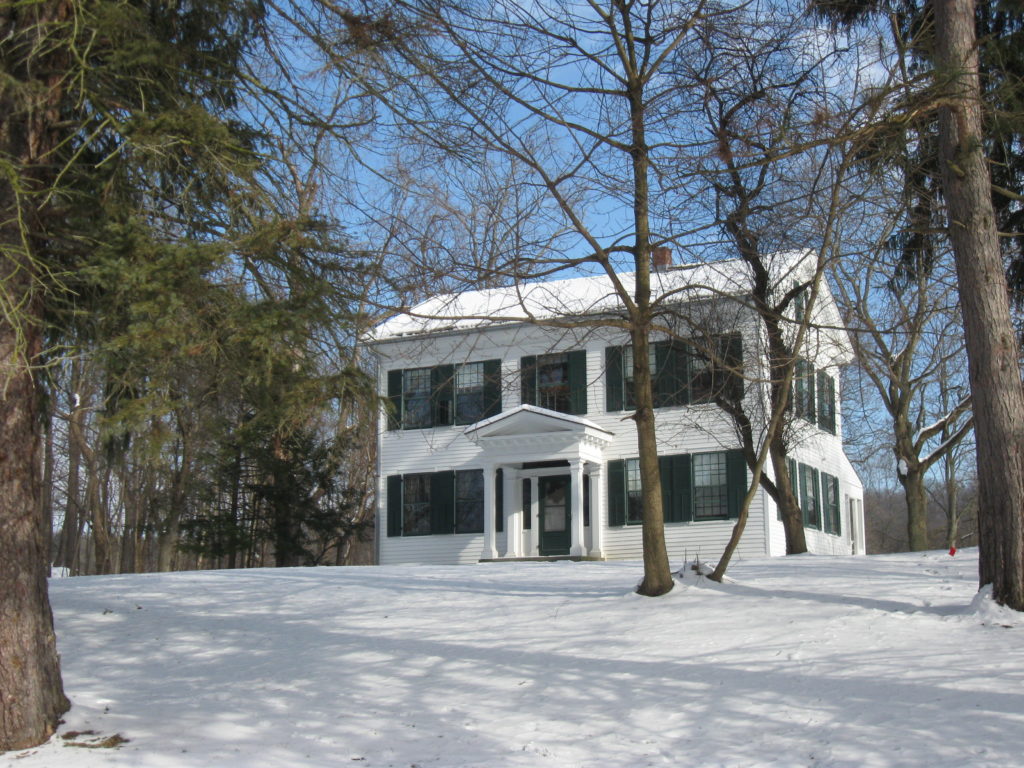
[465,405,614,560]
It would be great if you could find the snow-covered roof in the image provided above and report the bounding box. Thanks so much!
[369,257,767,343]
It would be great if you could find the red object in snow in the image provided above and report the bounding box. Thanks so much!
[949,546,957,556]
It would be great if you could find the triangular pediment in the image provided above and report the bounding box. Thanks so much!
[465,404,612,439]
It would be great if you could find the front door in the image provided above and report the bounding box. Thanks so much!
[538,475,571,556]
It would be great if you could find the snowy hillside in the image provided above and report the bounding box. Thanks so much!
[4,550,1022,768]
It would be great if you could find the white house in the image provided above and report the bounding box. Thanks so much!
[367,254,865,566]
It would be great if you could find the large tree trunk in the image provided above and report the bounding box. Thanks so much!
[0,0,72,749]
[0,266,70,750]
[934,0,1024,609]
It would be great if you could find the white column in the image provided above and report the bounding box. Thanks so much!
[569,459,585,557]
[503,469,521,557]
[529,476,540,557]
[589,466,604,559]
[482,463,498,559]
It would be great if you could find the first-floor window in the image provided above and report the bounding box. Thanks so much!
[626,458,643,524]
[455,469,484,533]
[403,473,432,535]
[693,452,729,519]
[799,463,821,529]
[822,472,840,535]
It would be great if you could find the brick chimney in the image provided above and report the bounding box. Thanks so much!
[652,246,672,272]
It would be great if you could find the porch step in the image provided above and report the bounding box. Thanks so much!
[478,555,604,563]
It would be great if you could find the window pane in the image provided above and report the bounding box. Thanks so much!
[537,353,570,412]
[455,362,485,424]
[690,347,714,403]
[626,458,642,524]
[693,452,728,519]
[455,470,484,533]
[403,368,432,429]
[403,474,432,535]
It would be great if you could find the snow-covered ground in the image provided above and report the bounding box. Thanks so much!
[5,549,1022,768]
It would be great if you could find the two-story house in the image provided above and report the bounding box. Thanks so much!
[367,254,865,565]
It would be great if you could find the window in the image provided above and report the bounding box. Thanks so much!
[402,368,433,429]
[822,472,841,535]
[656,340,693,407]
[537,353,570,412]
[455,469,484,533]
[817,370,836,434]
[402,474,432,536]
[625,458,643,524]
[693,452,729,519]
[794,359,816,423]
[455,363,486,425]
[607,450,745,525]
[798,463,821,529]
[606,335,742,412]
[521,350,587,415]
[387,469,489,537]
[387,360,501,430]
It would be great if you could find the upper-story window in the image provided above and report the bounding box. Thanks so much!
[606,334,742,412]
[455,362,486,424]
[792,359,836,435]
[402,368,433,429]
[521,350,587,415]
[387,360,501,430]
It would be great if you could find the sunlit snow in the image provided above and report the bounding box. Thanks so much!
[5,549,1021,767]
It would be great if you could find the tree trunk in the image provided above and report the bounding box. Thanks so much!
[771,447,807,554]
[626,52,673,597]
[0,269,70,750]
[934,0,1024,609]
[899,461,930,551]
[0,0,73,748]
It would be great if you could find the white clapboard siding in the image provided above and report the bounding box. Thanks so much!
[372,280,863,565]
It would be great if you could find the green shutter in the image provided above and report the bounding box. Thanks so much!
[432,364,454,426]
[659,454,673,522]
[495,468,504,533]
[726,449,747,519]
[679,454,693,522]
[798,463,811,526]
[783,457,797,521]
[520,355,537,406]
[807,365,817,422]
[568,349,587,414]
[522,478,532,530]
[817,372,836,434]
[607,459,626,527]
[386,370,403,430]
[430,470,455,535]
[655,341,688,407]
[720,334,744,402]
[812,468,822,529]
[831,474,841,534]
[660,453,687,523]
[386,475,403,536]
[483,359,502,419]
[606,346,625,412]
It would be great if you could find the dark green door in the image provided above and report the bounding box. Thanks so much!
[539,475,571,556]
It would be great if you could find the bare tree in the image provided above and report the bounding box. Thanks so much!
[307,0,741,595]
[834,243,973,551]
